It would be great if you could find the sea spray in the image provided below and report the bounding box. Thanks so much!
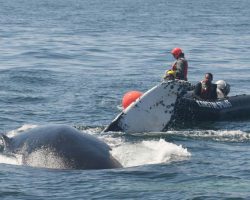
[111,139,191,167]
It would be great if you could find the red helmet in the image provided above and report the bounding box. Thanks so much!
[171,47,183,58]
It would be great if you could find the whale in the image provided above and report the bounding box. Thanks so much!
[0,124,122,170]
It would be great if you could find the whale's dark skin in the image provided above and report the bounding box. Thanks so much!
[0,124,122,170]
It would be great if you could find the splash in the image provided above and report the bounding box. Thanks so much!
[0,154,20,165]
[166,129,250,142]
[110,139,191,167]
[24,148,69,169]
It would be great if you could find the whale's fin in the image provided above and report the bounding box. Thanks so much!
[104,80,191,133]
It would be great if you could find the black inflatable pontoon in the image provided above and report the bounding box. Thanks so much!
[173,94,250,122]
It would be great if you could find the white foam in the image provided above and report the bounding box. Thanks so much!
[202,130,250,142]
[167,129,250,142]
[0,154,20,165]
[25,148,68,169]
[110,139,191,167]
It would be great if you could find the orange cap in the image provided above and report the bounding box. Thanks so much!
[171,47,182,58]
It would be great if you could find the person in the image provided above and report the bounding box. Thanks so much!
[216,80,230,99]
[170,47,188,81]
[193,73,217,100]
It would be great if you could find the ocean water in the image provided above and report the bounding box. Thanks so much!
[0,0,250,199]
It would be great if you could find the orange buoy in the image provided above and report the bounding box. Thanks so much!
[122,91,143,109]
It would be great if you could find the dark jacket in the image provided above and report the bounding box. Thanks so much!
[193,81,217,100]
[172,54,188,81]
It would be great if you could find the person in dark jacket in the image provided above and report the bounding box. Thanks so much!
[193,73,217,100]
[170,47,188,81]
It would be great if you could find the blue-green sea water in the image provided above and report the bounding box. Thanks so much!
[1,0,250,199]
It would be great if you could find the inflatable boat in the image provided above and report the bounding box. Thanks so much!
[104,80,250,133]
[172,94,250,127]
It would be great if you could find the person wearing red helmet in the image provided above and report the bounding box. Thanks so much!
[170,47,188,81]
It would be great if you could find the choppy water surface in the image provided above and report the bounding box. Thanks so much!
[0,0,250,199]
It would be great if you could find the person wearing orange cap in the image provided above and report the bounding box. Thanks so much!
[170,47,188,81]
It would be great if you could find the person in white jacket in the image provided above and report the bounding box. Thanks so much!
[216,80,230,99]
